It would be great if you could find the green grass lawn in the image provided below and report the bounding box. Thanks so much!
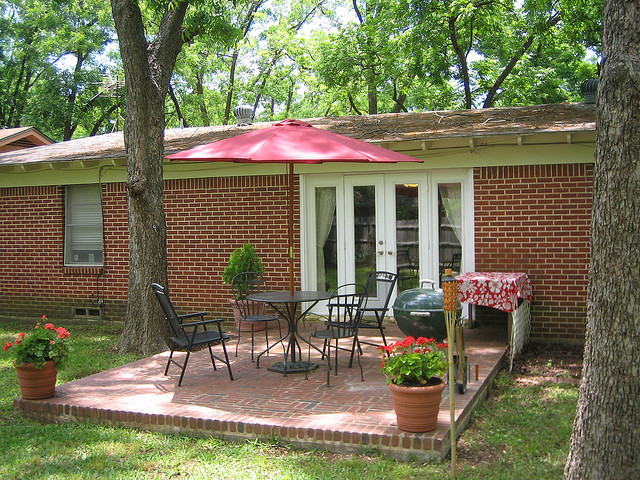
[0,317,579,479]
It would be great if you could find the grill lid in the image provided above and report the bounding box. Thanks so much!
[393,279,444,311]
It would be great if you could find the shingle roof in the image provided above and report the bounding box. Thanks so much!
[0,103,595,166]
[0,126,54,152]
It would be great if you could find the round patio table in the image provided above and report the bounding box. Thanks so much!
[247,290,331,374]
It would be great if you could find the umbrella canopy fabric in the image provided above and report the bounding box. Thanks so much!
[166,119,422,164]
[167,119,423,294]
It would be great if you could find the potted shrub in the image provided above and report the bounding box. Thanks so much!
[223,243,266,332]
[222,243,265,286]
[378,336,448,432]
[3,315,71,399]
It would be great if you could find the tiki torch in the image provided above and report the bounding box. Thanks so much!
[442,268,458,479]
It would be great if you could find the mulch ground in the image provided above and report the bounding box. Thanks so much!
[511,342,584,385]
[456,341,584,466]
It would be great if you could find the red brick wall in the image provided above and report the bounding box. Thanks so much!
[0,175,298,322]
[162,175,298,316]
[1,166,592,341]
[0,185,97,318]
[474,164,593,341]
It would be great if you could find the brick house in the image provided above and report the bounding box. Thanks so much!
[0,103,595,342]
[0,126,54,153]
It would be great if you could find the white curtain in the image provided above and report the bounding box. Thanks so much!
[439,184,462,246]
[315,187,336,291]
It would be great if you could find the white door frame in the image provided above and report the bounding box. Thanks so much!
[300,169,474,302]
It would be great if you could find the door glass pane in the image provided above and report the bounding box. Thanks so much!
[438,183,462,284]
[353,185,376,286]
[396,183,419,292]
[315,187,337,292]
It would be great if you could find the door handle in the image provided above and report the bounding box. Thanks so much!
[388,251,393,255]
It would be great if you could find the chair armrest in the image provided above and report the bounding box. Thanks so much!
[180,317,224,329]
[178,312,207,321]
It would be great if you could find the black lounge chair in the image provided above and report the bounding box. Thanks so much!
[152,283,233,386]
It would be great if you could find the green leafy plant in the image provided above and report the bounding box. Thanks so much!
[378,336,448,386]
[222,243,265,285]
[2,315,70,368]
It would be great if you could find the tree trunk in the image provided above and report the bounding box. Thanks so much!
[564,1,640,478]
[195,72,210,126]
[168,84,188,127]
[111,0,187,355]
[367,80,378,115]
[63,51,85,141]
[223,49,239,125]
[448,15,472,109]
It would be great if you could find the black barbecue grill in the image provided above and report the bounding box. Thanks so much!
[393,279,461,340]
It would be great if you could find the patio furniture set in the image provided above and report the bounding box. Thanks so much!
[152,270,532,389]
[152,270,399,388]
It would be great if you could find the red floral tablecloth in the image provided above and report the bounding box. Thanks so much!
[456,272,532,313]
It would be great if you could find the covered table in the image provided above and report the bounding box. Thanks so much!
[456,272,532,369]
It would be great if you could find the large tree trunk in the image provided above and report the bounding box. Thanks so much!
[564,1,640,478]
[111,0,187,354]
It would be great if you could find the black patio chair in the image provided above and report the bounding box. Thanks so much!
[348,271,397,367]
[306,282,367,386]
[151,283,234,386]
[358,271,397,345]
[231,272,282,362]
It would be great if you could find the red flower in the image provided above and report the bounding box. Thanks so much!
[56,327,70,339]
[401,336,415,348]
[3,342,12,352]
[45,323,56,330]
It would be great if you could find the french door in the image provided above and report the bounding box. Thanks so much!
[303,170,472,306]
[343,174,425,293]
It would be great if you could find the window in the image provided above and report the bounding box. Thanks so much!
[64,184,103,266]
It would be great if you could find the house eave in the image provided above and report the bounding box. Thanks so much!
[0,103,596,172]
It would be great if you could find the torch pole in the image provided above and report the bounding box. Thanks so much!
[442,268,458,480]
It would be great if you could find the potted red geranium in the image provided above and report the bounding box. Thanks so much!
[379,336,448,432]
[3,315,71,399]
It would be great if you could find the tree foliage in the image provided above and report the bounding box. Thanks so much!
[1,0,602,138]
[0,0,116,140]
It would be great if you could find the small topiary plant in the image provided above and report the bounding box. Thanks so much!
[222,243,265,285]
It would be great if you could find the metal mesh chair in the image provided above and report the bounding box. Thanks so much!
[231,272,282,362]
[306,282,367,386]
[151,283,233,386]
[360,271,397,338]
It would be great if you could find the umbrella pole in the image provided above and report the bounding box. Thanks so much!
[288,163,295,295]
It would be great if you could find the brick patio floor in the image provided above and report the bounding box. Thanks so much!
[14,322,508,462]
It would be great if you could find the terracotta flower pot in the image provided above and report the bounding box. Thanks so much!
[388,378,446,432]
[228,299,266,333]
[15,360,58,400]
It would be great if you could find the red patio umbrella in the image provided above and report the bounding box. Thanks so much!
[166,119,422,294]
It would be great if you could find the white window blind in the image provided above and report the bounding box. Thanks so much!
[64,184,104,266]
